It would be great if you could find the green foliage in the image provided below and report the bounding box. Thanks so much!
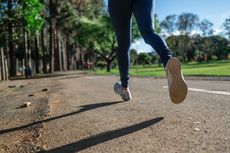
[137,53,152,65]
[132,17,141,40]
[160,13,229,62]
[76,14,117,59]
[77,17,103,49]
[20,0,44,34]
[86,0,105,19]
[71,0,104,19]
[154,14,161,33]
[56,1,80,34]
[207,36,229,60]
[166,34,229,62]
[130,49,138,65]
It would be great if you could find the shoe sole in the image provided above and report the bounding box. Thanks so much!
[167,57,188,104]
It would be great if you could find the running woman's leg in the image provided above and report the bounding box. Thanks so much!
[132,0,172,67]
[132,0,188,103]
[108,0,132,88]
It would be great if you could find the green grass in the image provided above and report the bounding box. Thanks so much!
[93,60,230,77]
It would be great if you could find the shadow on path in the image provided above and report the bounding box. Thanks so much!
[0,101,124,135]
[42,117,164,153]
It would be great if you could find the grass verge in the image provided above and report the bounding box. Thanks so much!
[93,60,230,77]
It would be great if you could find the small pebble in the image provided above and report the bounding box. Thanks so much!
[42,88,48,92]
[20,102,31,108]
[8,85,16,88]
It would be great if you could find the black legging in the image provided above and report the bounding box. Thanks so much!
[109,0,172,88]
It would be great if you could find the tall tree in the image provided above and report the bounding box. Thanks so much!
[177,13,199,62]
[223,17,230,40]
[130,49,138,65]
[77,15,117,72]
[160,15,177,36]
[48,0,57,73]
[208,36,229,60]
[199,19,213,36]
[7,0,15,76]
[20,0,44,73]
[177,13,199,35]
[199,19,214,61]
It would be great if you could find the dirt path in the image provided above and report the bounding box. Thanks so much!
[1,74,230,153]
[0,78,62,153]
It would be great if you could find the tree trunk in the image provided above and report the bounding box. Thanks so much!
[80,48,85,70]
[0,48,5,80]
[8,0,16,77]
[41,25,47,73]
[49,0,56,73]
[16,58,18,75]
[106,60,111,72]
[49,18,55,73]
[22,59,25,75]
[23,29,28,69]
[66,35,70,70]
[62,37,67,71]
[28,39,32,68]
[58,32,63,71]
[0,62,2,81]
[35,36,40,73]
[5,58,9,80]
[54,30,61,71]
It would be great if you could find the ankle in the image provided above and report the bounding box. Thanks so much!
[122,87,127,89]
[122,87,128,91]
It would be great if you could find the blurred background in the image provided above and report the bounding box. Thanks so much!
[0,0,230,81]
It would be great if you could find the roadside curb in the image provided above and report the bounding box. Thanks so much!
[92,73,230,81]
[136,76,230,81]
[184,76,230,81]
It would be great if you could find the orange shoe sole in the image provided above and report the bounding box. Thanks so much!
[167,57,188,104]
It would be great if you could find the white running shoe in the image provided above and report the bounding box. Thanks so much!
[165,57,188,104]
[114,82,132,101]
